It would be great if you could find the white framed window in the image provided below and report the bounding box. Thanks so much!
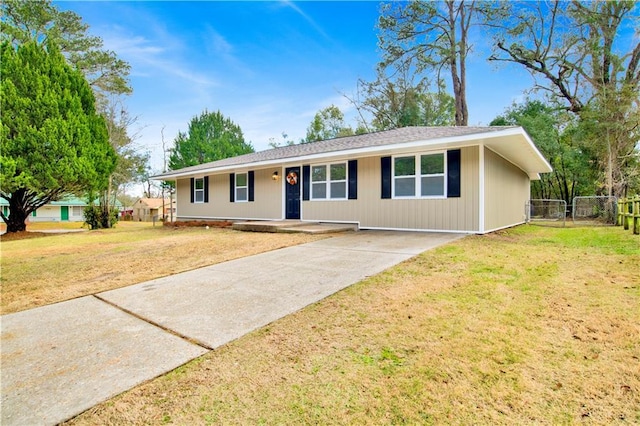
[310,162,347,200]
[194,177,204,203]
[329,163,347,199]
[393,156,416,197]
[72,206,83,216]
[420,153,445,196]
[393,152,446,198]
[311,165,327,199]
[235,172,248,202]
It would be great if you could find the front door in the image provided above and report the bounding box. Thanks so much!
[285,167,300,219]
[60,206,69,221]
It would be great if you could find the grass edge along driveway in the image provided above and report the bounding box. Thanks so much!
[63,225,639,425]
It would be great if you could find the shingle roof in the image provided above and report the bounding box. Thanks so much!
[153,125,548,179]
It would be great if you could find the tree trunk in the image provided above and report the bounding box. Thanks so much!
[4,190,30,233]
[607,129,613,197]
[448,1,467,126]
[5,211,28,233]
[457,1,469,126]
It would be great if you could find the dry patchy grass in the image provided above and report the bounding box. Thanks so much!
[64,226,640,425]
[0,222,325,314]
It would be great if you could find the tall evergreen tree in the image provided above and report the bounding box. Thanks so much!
[1,0,131,100]
[2,0,142,227]
[0,41,116,232]
[169,110,253,170]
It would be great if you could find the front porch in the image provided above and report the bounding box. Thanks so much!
[232,220,357,234]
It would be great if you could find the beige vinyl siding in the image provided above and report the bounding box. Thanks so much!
[483,147,530,232]
[176,168,282,220]
[303,146,480,232]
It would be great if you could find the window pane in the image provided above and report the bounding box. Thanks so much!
[195,178,204,189]
[330,182,346,198]
[394,156,415,176]
[312,166,326,182]
[395,177,415,196]
[421,176,445,196]
[236,188,247,201]
[236,173,247,187]
[330,163,346,181]
[312,183,326,199]
[195,191,204,202]
[421,153,444,174]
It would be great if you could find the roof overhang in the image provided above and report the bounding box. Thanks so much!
[153,127,552,181]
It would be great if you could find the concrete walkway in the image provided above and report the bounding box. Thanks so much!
[1,231,464,425]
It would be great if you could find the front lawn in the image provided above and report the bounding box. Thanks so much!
[0,222,325,314]
[65,225,640,425]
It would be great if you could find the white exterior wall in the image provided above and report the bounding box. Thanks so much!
[29,205,84,222]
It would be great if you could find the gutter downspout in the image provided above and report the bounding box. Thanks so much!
[478,144,485,234]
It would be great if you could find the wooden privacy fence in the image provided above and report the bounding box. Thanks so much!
[617,196,640,235]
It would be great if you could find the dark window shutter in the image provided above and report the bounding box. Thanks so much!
[203,176,209,203]
[302,165,310,201]
[348,160,358,200]
[248,171,255,202]
[381,156,392,199]
[229,173,235,202]
[190,178,195,203]
[447,149,461,198]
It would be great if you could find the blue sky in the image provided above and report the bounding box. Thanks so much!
[57,1,533,183]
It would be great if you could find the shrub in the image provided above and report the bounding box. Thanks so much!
[83,205,119,229]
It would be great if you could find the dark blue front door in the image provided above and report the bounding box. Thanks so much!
[285,167,300,219]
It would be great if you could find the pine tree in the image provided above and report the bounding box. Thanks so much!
[0,41,116,232]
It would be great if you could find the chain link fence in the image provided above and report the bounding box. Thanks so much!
[572,196,617,225]
[526,199,567,227]
[526,196,617,227]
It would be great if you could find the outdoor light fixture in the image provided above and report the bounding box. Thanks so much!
[272,171,279,181]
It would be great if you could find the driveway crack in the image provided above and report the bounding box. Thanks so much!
[92,294,214,351]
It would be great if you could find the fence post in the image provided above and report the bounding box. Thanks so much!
[634,196,639,235]
[617,198,624,226]
[622,198,630,230]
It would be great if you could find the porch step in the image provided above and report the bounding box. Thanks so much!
[232,220,357,234]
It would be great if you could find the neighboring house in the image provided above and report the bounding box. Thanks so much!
[1,196,124,223]
[1,196,88,222]
[132,197,176,222]
[153,126,552,234]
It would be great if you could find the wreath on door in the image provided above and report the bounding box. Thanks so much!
[286,171,298,185]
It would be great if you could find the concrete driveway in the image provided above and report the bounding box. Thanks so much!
[1,230,463,425]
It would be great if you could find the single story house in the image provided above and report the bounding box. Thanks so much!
[132,197,176,222]
[1,196,123,223]
[153,126,552,234]
[1,196,89,222]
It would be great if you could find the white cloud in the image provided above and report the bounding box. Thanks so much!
[204,25,233,56]
[280,1,331,40]
[98,23,220,100]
